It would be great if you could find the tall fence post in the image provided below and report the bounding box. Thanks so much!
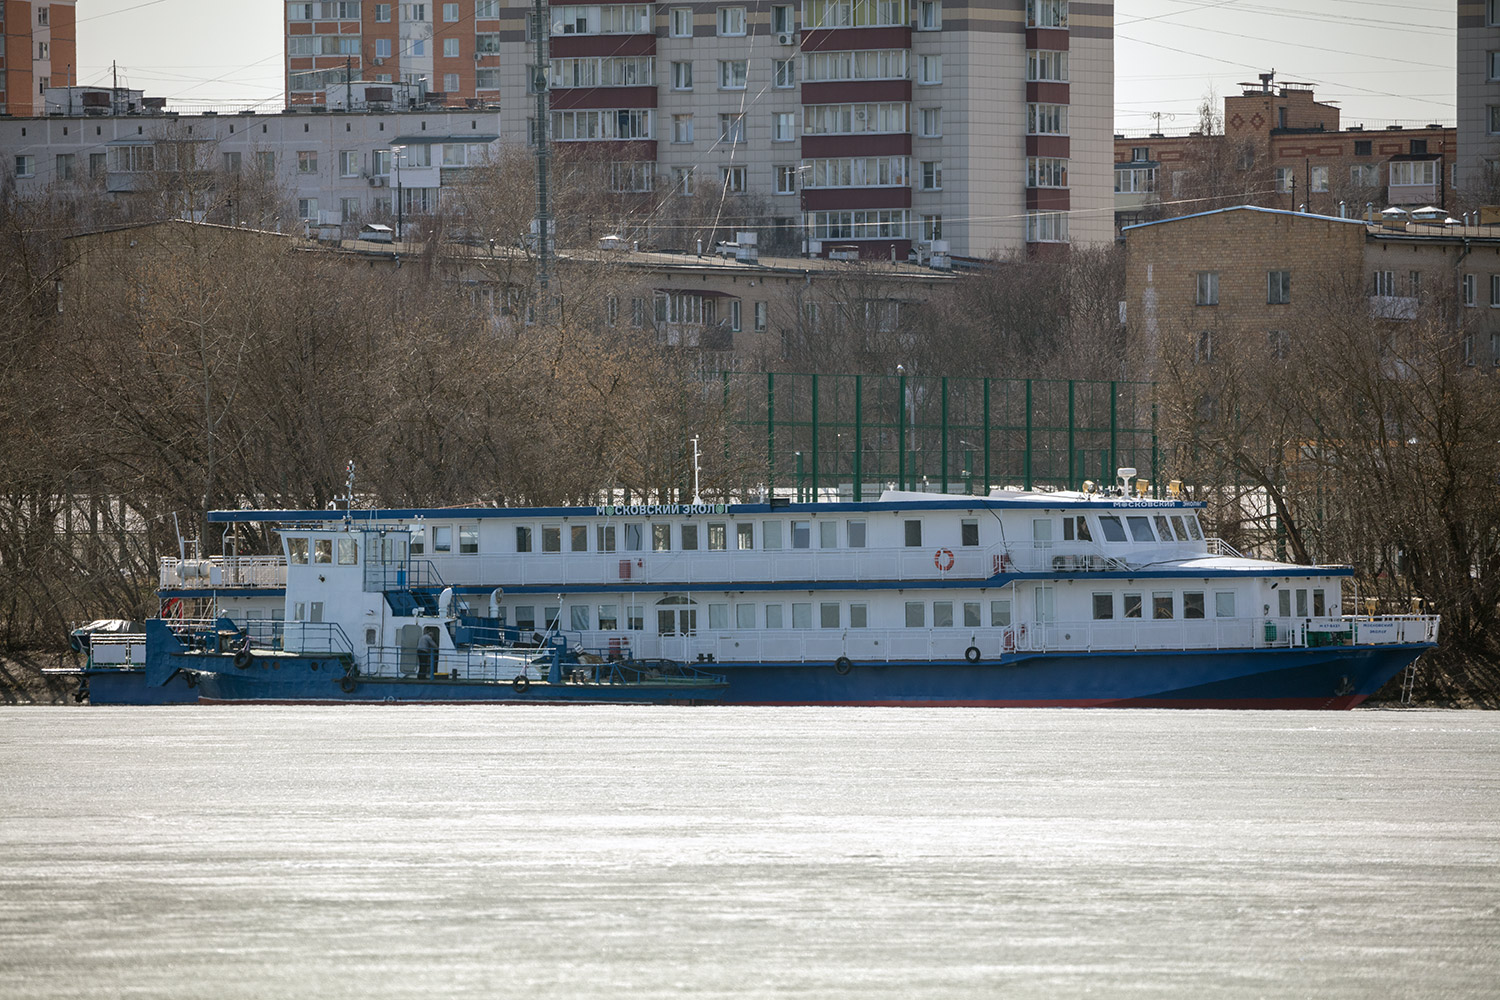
[766,372,775,496]
[897,370,907,492]
[982,377,991,494]
[811,373,820,501]
[1024,378,1034,491]
[940,376,950,494]
[853,374,863,501]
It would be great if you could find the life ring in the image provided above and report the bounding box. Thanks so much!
[934,548,955,572]
[834,656,853,675]
[233,647,253,670]
[339,675,357,694]
[513,674,531,693]
[964,646,981,663]
[160,597,183,619]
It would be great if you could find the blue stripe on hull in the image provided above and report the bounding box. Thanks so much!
[708,645,1426,708]
[83,669,200,705]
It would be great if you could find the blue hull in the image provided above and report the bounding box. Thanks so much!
[81,669,200,705]
[708,645,1426,708]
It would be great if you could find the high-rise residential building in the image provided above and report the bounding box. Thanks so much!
[285,0,1114,259]
[1,1,77,116]
[1457,0,1500,193]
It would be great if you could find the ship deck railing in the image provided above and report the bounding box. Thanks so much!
[238,621,355,658]
[160,556,287,589]
[581,614,1439,664]
[357,644,723,686]
[364,559,446,592]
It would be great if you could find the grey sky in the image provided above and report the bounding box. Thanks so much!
[72,0,1457,133]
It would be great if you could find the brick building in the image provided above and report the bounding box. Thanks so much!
[1122,205,1500,371]
[1457,0,1500,193]
[1,1,76,116]
[283,0,1117,260]
[1114,76,1454,231]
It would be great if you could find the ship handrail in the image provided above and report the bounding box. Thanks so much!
[159,555,288,589]
[1204,537,1243,558]
[357,644,724,685]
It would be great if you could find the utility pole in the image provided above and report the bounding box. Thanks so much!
[531,0,553,317]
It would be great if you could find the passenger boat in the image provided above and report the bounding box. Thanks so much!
[131,472,1436,708]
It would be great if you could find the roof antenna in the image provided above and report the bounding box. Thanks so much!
[691,435,703,504]
[336,460,356,527]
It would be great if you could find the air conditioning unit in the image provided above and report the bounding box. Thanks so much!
[370,175,387,187]
[777,32,794,45]
[373,57,384,65]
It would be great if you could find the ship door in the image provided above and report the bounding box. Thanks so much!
[655,596,698,659]
[396,623,421,677]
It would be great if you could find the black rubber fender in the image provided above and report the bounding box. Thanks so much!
[513,674,531,693]
[965,646,981,663]
[834,656,853,675]
[339,675,357,694]
[233,647,253,670]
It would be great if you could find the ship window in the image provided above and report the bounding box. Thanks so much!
[765,604,784,628]
[1170,515,1188,541]
[1092,593,1114,619]
[515,605,536,630]
[961,519,979,546]
[1278,589,1291,617]
[737,522,754,550]
[1062,515,1091,541]
[294,602,305,622]
[366,627,377,645]
[596,524,616,552]
[288,538,309,564]
[990,600,1011,627]
[848,520,867,547]
[598,604,619,629]
[709,603,729,629]
[1185,516,1203,540]
[1098,516,1126,542]
[544,607,561,630]
[624,523,645,550]
[681,523,699,550]
[964,602,980,627]
[1313,589,1326,616]
[933,601,954,627]
[1127,516,1155,541]
[1296,589,1309,617]
[792,603,812,628]
[820,602,841,628]
[410,532,424,555]
[1153,592,1174,619]
[905,602,926,627]
[571,605,590,630]
[338,538,358,564]
[708,522,727,550]
[736,603,756,628]
[652,523,672,551]
[763,521,784,549]
[1075,516,1092,541]
[571,525,589,551]
[1035,586,1055,622]
[1183,592,1205,618]
[542,526,561,552]
[314,539,333,563]
[1215,592,1236,618]
[792,520,811,548]
[434,526,453,552]
[461,527,480,553]
[905,520,923,547]
[515,526,532,553]
[1032,518,1053,542]
[628,605,644,630]
[1123,592,1142,618]
[1153,515,1172,540]
[820,521,838,548]
[850,603,869,628]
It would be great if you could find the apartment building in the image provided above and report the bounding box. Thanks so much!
[0,92,501,230]
[284,0,1115,259]
[1114,77,1454,230]
[1,1,76,116]
[1457,0,1500,193]
[1123,205,1500,370]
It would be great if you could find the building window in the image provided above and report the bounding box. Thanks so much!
[671,166,695,194]
[1025,211,1068,243]
[443,37,459,58]
[803,103,908,135]
[918,0,941,29]
[773,59,795,88]
[298,150,318,174]
[1310,165,1328,192]
[1350,163,1377,187]
[1273,166,1293,192]
[775,164,798,194]
[918,55,942,85]
[299,198,320,220]
[375,3,391,20]
[1026,103,1067,135]
[1114,166,1155,193]
[1267,270,1291,305]
[37,5,49,24]
[754,301,768,331]
[729,299,742,332]
[1372,270,1395,296]
[54,153,75,181]
[773,111,796,142]
[444,72,459,91]
[672,113,694,143]
[1195,331,1213,363]
[1489,106,1500,135]
[443,1,457,19]
[719,60,747,89]
[719,113,745,142]
[1268,329,1290,360]
[772,4,794,32]
[1390,161,1437,186]
[919,107,942,137]
[14,155,35,178]
[672,61,693,90]
[1462,273,1476,307]
[670,6,692,36]
[1196,271,1218,306]
[721,165,747,193]
[805,0,906,28]
[375,38,392,58]
[1026,0,1068,28]
[718,6,746,35]
[920,160,942,190]
[1026,49,1068,83]
[337,150,359,177]
[921,214,942,242]
[1029,157,1069,188]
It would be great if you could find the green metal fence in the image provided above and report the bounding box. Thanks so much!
[717,372,1156,501]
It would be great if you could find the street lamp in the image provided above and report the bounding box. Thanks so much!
[390,144,406,243]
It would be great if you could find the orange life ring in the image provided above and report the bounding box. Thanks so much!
[934,548,955,572]
[160,597,183,619]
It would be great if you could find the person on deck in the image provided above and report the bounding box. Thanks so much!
[418,628,438,679]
